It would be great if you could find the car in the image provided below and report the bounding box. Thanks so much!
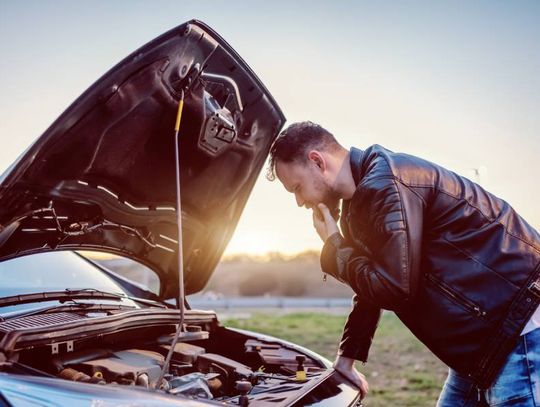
[0,20,362,406]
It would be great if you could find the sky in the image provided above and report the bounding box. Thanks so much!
[1,1,539,256]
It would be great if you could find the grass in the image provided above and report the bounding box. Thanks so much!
[223,311,448,407]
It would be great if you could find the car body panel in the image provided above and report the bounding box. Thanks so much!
[0,372,213,406]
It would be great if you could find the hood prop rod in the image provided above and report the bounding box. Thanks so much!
[156,90,187,388]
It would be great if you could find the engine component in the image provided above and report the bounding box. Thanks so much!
[245,339,319,373]
[136,373,150,388]
[58,349,164,388]
[295,355,306,381]
[156,329,209,343]
[159,342,205,364]
[196,353,252,378]
[58,367,105,384]
[167,372,220,399]
[195,353,253,392]
[235,379,252,407]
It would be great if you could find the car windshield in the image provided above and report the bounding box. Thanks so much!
[0,251,126,297]
[0,251,133,315]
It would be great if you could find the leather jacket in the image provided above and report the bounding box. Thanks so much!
[320,145,540,388]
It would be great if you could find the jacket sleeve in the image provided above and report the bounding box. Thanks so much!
[338,294,382,362]
[321,176,424,310]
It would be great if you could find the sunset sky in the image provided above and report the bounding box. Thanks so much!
[1,1,539,256]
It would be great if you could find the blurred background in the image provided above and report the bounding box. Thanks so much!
[2,1,539,405]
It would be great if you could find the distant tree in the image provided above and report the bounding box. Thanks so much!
[238,271,278,296]
[279,272,307,296]
[222,253,253,263]
[265,251,287,262]
[291,250,320,262]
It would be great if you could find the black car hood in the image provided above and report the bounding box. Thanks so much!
[0,20,285,300]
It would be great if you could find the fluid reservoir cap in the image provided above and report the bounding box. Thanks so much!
[235,380,252,393]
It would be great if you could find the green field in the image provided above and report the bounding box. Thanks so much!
[223,311,448,407]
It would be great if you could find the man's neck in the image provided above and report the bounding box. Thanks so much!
[334,151,357,200]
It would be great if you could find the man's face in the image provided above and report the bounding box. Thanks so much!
[275,158,339,212]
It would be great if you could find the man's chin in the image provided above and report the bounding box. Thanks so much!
[324,200,341,220]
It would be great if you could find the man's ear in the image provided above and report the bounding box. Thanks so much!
[307,150,326,171]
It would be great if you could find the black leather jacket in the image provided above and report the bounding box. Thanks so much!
[320,145,540,388]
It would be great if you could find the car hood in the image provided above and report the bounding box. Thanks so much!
[0,20,285,300]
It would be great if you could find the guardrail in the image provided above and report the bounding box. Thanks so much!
[188,296,352,310]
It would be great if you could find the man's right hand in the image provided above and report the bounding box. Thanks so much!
[332,355,369,400]
[312,203,340,242]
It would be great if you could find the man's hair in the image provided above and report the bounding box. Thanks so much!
[266,121,340,181]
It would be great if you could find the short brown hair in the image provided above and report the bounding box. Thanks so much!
[266,121,339,181]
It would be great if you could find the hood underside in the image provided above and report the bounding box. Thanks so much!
[0,20,285,300]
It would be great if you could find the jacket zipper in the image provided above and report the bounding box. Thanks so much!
[425,274,487,317]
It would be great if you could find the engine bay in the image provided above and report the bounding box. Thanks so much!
[50,340,325,404]
[0,311,334,405]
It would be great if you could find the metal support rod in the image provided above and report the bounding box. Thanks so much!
[156,90,186,388]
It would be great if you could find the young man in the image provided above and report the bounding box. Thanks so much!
[267,121,540,406]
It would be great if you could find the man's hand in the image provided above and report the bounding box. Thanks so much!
[332,355,369,400]
[312,203,340,242]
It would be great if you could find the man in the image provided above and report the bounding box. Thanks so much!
[267,121,540,406]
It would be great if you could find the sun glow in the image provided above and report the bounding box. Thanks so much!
[224,232,275,256]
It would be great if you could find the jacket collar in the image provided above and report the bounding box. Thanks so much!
[339,146,364,236]
[349,146,365,186]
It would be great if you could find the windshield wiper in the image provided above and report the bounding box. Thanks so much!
[114,293,170,309]
[0,288,168,309]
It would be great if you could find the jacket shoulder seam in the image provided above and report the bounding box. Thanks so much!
[379,155,410,294]
[395,179,428,207]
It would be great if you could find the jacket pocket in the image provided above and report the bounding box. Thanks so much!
[425,274,487,318]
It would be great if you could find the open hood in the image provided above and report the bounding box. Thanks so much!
[0,20,285,300]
